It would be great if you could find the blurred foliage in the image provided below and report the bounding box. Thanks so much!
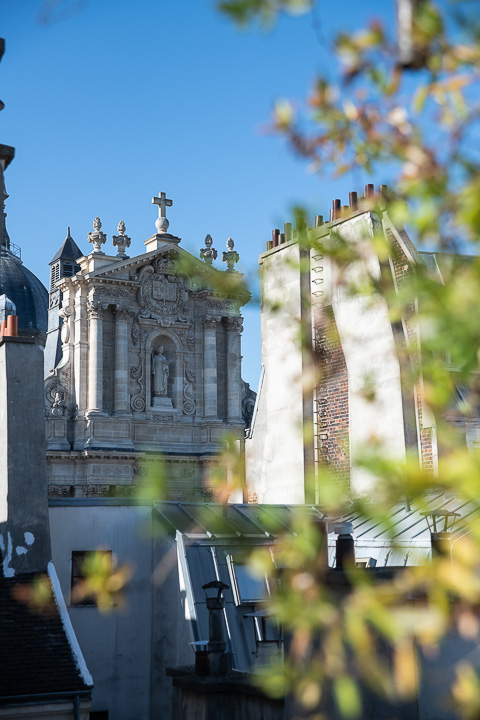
[212,0,480,718]
[12,574,56,615]
[71,550,133,612]
[71,0,480,716]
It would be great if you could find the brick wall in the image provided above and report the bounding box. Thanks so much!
[314,308,350,482]
[389,231,435,474]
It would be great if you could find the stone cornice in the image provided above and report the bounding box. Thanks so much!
[82,276,138,288]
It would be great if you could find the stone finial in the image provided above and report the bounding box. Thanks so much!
[112,220,131,259]
[152,191,173,234]
[222,237,239,272]
[200,234,218,265]
[88,216,106,254]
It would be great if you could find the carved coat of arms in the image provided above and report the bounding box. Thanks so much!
[137,264,188,322]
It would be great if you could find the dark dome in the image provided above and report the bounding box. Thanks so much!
[0,253,48,338]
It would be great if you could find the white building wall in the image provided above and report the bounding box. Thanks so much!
[246,241,307,504]
[49,503,153,720]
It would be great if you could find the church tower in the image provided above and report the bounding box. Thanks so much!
[44,193,252,500]
[45,228,82,372]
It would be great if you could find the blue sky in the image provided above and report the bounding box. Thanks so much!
[2,0,394,387]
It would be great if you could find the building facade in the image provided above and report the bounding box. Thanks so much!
[245,185,468,504]
[44,202,253,500]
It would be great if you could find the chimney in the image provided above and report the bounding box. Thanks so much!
[422,510,459,560]
[0,332,51,575]
[284,223,293,243]
[202,580,232,676]
[334,522,355,570]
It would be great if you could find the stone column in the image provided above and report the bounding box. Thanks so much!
[225,316,244,421]
[203,314,220,418]
[87,300,104,413]
[114,307,130,415]
[74,286,88,414]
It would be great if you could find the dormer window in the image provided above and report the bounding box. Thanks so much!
[226,554,270,606]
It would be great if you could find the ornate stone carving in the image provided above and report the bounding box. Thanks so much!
[131,316,140,346]
[184,267,209,292]
[155,249,178,273]
[200,234,217,265]
[175,326,195,351]
[208,299,239,314]
[224,316,244,333]
[183,363,196,416]
[86,485,111,498]
[202,314,220,330]
[112,220,131,258]
[48,484,73,498]
[153,415,175,421]
[187,326,194,351]
[130,350,145,412]
[222,237,239,272]
[87,300,105,319]
[88,217,106,253]
[137,264,188,322]
[114,306,130,321]
[49,289,60,308]
[59,302,74,321]
[51,388,67,417]
[45,371,71,417]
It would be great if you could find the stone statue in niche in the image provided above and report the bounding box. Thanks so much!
[152,347,169,397]
[51,388,66,417]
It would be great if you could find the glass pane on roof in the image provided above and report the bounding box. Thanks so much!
[155,504,200,534]
[246,505,294,534]
[227,506,264,535]
[194,505,235,534]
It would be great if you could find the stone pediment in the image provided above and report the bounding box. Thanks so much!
[88,245,210,282]
[86,245,250,304]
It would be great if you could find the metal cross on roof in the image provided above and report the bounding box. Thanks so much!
[152,191,173,234]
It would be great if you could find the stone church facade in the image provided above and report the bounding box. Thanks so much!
[44,198,252,500]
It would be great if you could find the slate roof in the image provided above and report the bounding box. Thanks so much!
[153,500,478,673]
[49,231,83,265]
[0,572,91,702]
[0,254,48,336]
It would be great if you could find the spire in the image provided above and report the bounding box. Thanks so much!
[0,40,16,257]
[49,227,83,265]
[0,146,14,256]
